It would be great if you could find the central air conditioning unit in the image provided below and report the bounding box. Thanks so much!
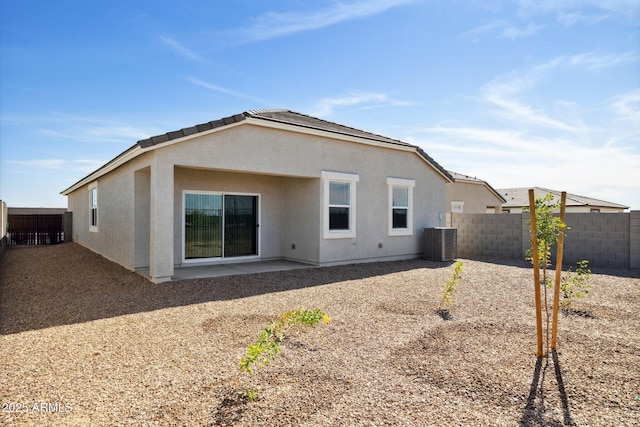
[424,227,457,261]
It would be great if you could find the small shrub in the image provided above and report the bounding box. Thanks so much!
[239,308,330,374]
[246,388,260,402]
[441,261,464,307]
[560,260,592,307]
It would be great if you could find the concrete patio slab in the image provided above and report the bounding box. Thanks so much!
[138,259,314,281]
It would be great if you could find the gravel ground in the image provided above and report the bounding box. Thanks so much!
[1,243,639,426]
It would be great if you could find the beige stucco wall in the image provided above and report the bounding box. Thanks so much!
[446,181,503,214]
[66,121,449,280]
[159,123,447,266]
[503,206,624,214]
[0,200,7,239]
[67,152,153,270]
[173,167,321,265]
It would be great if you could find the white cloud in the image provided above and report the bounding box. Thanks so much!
[460,20,542,41]
[403,47,640,209]
[6,159,105,172]
[159,35,202,61]
[515,0,640,21]
[479,75,585,132]
[225,0,419,44]
[477,51,639,132]
[556,11,610,27]
[19,110,162,144]
[40,125,156,144]
[611,89,640,125]
[187,77,272,105]
[410,124,640,208]
[311,91,413,117]
[567,51,640,70]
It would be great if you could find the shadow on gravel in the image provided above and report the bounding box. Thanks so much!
[0,243,451,335]
[520,350,575,426]
[468,257,640,279]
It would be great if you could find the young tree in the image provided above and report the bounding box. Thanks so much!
[525,193,565,355]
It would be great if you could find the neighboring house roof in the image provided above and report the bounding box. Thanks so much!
[447,171,506,203]
[8,207,67,215]
[62,109,453,195]
[497,187,629,210]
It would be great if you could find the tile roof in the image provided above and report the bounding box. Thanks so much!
[448,171,506,203]
[138,109,415,149]
[498,187,629,210]
[62,109,453,195]
[137,109,453,181]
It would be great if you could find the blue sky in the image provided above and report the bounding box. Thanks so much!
[1,0,639,209]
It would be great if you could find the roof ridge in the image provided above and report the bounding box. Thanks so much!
[245,108,289,115]
[497,187,628,209]
[249,109,414,147]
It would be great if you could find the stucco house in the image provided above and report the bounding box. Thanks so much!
[446,171,505,215]
[498,187,629,213]
[62,110,454,283]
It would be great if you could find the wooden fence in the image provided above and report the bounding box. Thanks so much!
[7,214,67,246]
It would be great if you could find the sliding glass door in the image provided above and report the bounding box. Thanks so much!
[184,193,223,259]
[224,195,258,257]
[184,192,258,260]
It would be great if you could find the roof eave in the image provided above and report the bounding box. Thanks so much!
[61,144,141,195]
[61,110,455,194]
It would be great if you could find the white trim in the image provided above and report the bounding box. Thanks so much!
[451,200,464,213]
[322,171,358,239]
[62,115,453,196]
[387,177,415,236]
[182,190,261,264]
[386,177,415,188]
[320,170,360,182]
[89,181,98,233]
[61,145,143,195]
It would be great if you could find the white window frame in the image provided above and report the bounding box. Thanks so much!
[322,171,359,239]
[451,200,464,213]
[387,178,415,236]
[89,181,98,232]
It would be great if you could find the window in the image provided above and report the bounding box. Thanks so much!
[89,182,98,232]
[387,178,414,236]
[329,182,350,230]
[183,191,259,261]
[322,171,358,239]
[451,200,464,213]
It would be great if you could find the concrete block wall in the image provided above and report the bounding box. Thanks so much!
[450,213,522,259]
[452,211,639,269]
[630,211,640,269]
[562,213,629,268]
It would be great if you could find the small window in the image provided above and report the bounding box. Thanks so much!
[387,178,414,236]
[590,208,600,213]
[89,182,98,232]
[322,171,358,239]
[329,182,351,230]
[392,187,409,228]
[451,201,464,213]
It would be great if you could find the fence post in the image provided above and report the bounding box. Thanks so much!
[631,211,640,269]
[528,189,544,358]
[64,212,73,243]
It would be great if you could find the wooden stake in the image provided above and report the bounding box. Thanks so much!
[529,189,544,358]
[551,191,567,350]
